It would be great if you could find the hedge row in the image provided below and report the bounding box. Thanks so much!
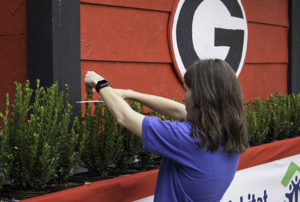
[245,93,300,146]
[0,81,299,190]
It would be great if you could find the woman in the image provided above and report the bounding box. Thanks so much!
[85,59,248,202]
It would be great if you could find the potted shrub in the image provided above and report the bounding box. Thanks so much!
[245,93,300,146]
[0,80,80,200]
[77,101,124,179]
[0,94,12,189]
[2,82,299,201]
[76,100,161,181]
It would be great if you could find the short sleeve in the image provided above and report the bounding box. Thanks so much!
[142,116,193,162]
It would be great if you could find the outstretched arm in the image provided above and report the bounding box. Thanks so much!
[85,71,144,138]
[114,89,187,122]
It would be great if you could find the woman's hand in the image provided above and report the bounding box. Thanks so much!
[85,71,104,94]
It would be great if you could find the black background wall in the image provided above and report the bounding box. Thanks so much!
[27,0,81,115]
[289,0,300,94]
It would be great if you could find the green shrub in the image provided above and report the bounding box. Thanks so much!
[78,100,162,175]
[267,94,294,141]
[116,101,143,168]
[245,93,300,146]
[0,94,13,188]
[245,98,271,146]
[289,93,300,136]
[0,80,79,190]
[78,102,124,176]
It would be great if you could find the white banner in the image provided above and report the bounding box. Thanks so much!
[222,154,300,202]
[136,154,300,202]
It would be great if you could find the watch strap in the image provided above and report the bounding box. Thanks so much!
[95,80,111,93]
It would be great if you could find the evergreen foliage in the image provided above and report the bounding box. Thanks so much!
[78,100,160,175]
[78,102,124,176]
[0,81,79,190]
[1,80,300,190]
[245,93,300,146]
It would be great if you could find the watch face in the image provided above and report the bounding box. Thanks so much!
[96,80,111,92]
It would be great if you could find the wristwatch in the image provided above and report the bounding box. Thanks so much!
[95,80,111,93]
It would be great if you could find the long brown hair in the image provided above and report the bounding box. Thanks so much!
[184,59,248,154]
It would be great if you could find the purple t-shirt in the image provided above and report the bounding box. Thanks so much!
[142,116,240,202]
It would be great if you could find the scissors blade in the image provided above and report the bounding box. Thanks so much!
[76,100,104,104]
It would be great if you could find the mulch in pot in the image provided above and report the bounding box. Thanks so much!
[71,171,116,183]
[0,178,85,201]
[45,178,85,193]
[0,185,49,201]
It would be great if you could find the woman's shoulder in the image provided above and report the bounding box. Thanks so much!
[144,116,192,130]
